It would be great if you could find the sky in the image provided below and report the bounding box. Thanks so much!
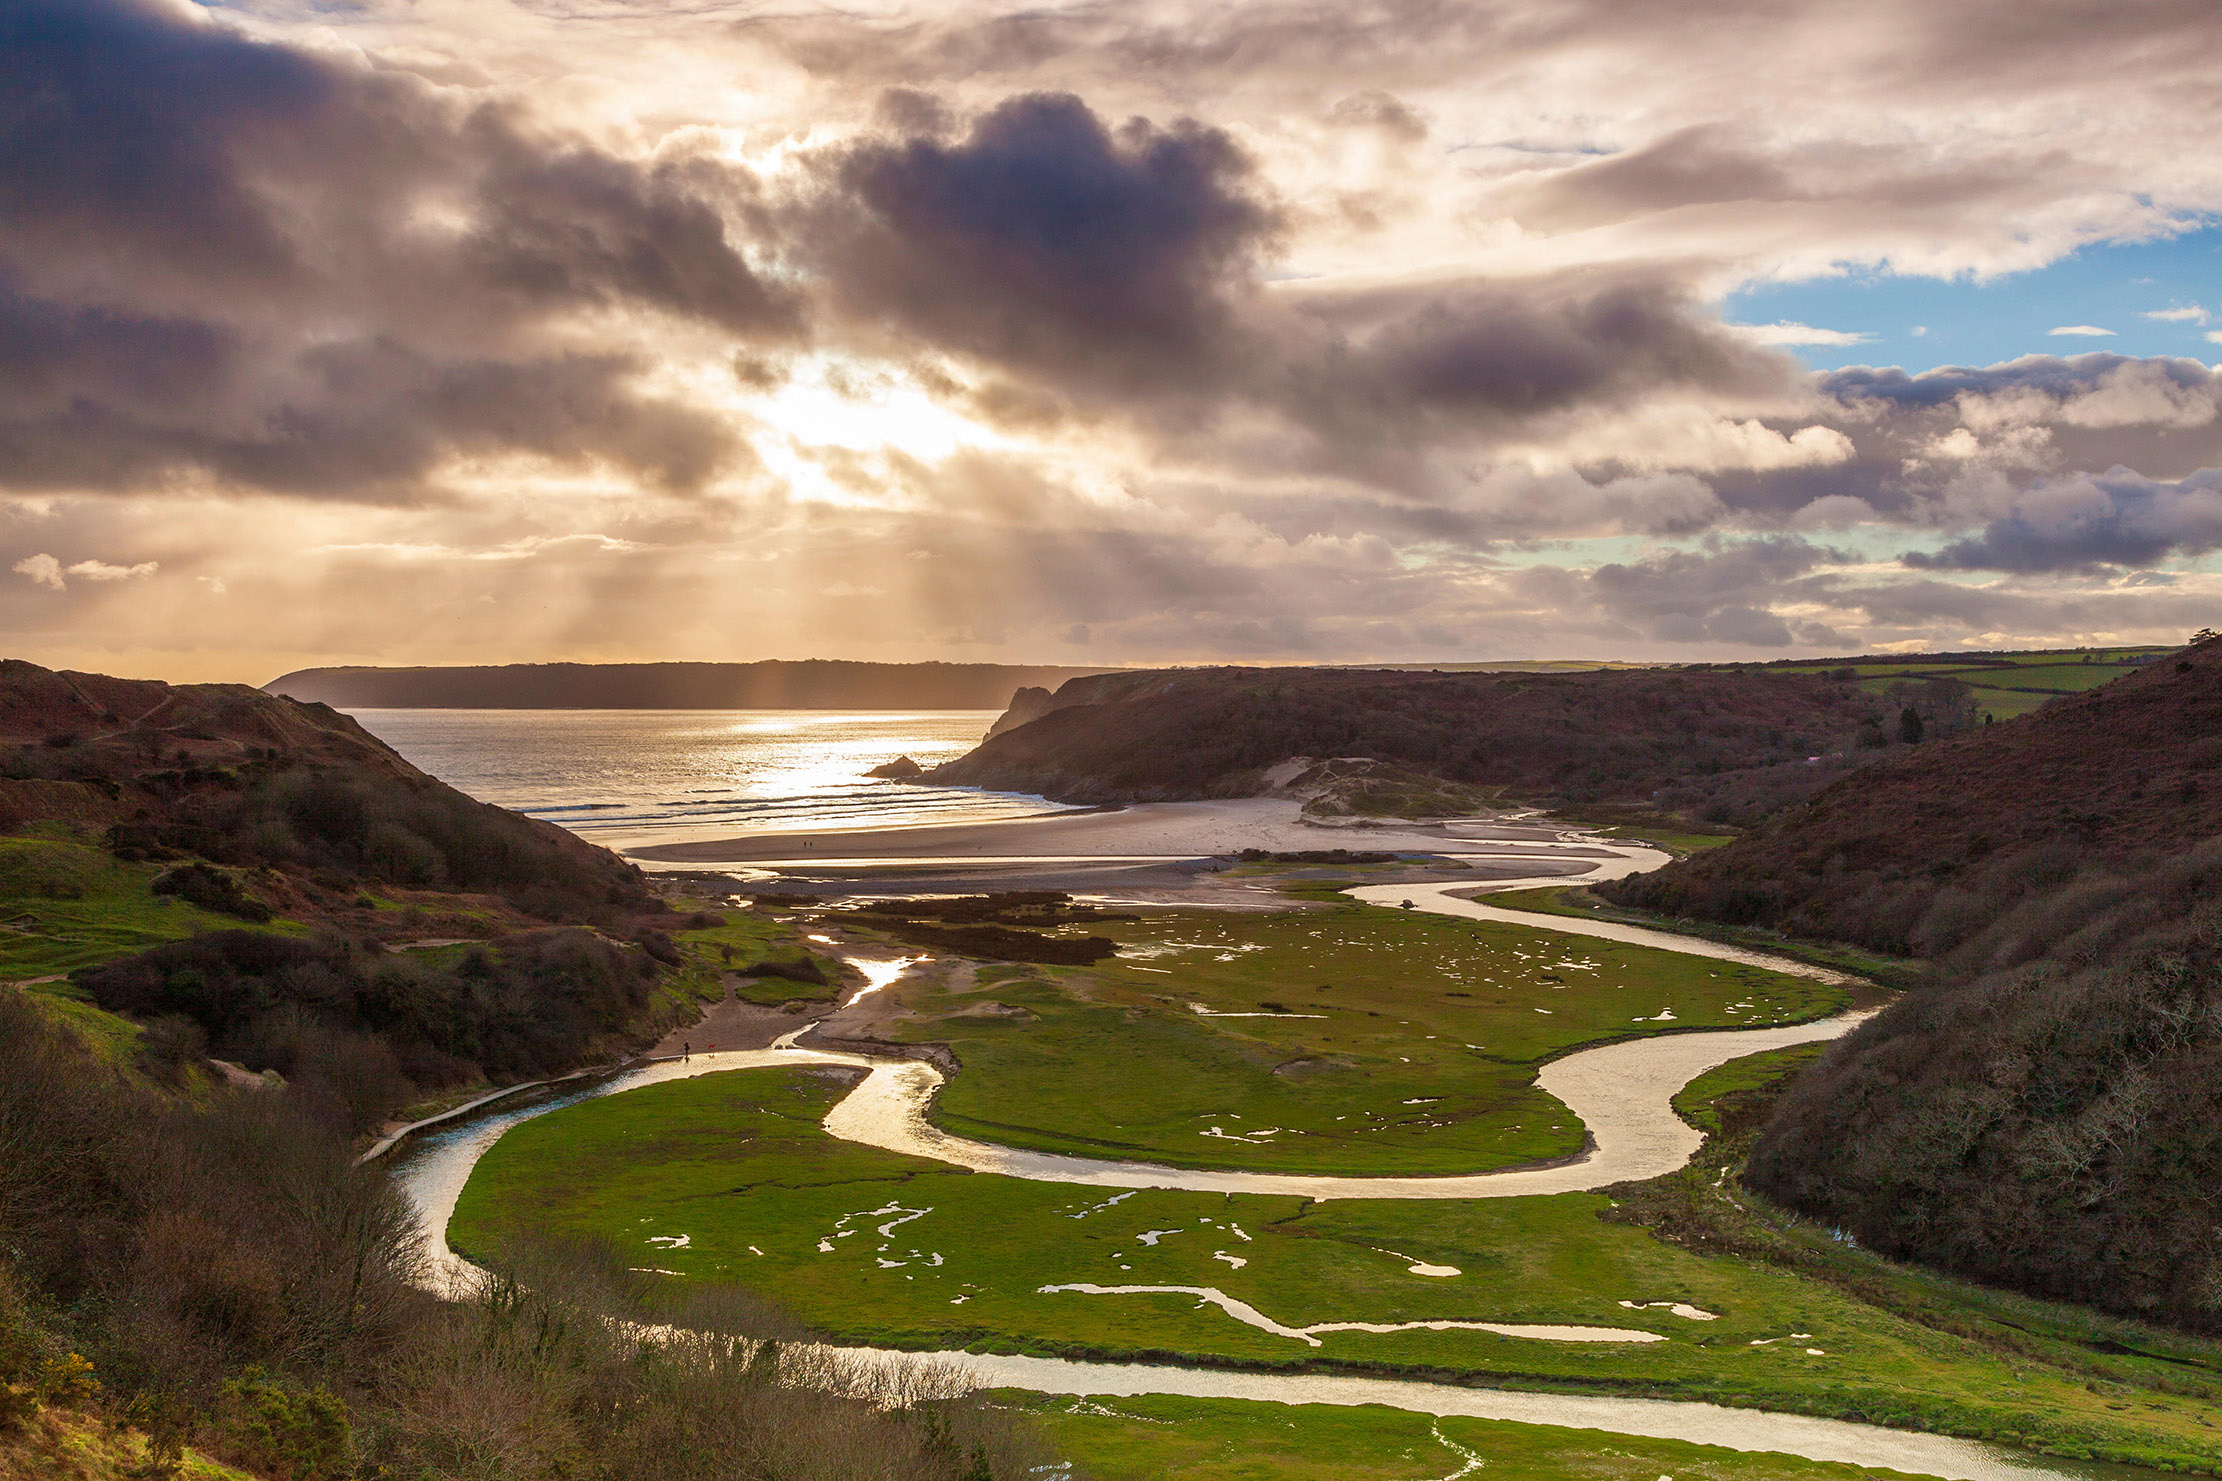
[3,0,2221,683]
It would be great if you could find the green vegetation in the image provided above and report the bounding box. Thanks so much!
[1671,1044,1823,1135]
[1761,647,2170,722]
[0,835,291,981]
[1017,1393,1953,1481]
[671,908,836,1005]
[860,901,1842,1175]
[15,979,147,1069]
[451,1066,2222,1472]
[1480,885,1927,992]
[1612,639,2222,1334]
[1,990,1046,1481]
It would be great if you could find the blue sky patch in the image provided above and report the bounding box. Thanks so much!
[1723,224,2222,372]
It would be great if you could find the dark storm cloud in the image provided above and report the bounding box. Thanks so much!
[0,0,790,498]
[799,94,1795,473]
[0,0,335,284]
[463,128,797,335]
[806,93,1279,397]
[1904,467,2222,574]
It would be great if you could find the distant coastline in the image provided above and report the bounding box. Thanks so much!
[265,659,1118,710]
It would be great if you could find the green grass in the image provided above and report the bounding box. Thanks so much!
[451,1067,2222,1471]
[849,903,1845,1177]
[1016,1393,1960,1481]
[672,910,839,1005]
[17,976,146,1066]
[0,835,296,980]
[1671,1045,1823,1135]
[1575,824,1739,858]
[1476,886,1925,993]
[1809,650,2170,722]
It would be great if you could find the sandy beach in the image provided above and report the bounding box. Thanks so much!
[623,796,1599,866]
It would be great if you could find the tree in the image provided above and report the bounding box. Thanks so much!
[1897,707,1924,744]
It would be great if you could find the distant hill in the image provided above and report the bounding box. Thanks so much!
[264,660,1117,710]
[1601,636,2222,1333]
[931,665,1898,812]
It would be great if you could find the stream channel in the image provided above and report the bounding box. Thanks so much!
[380,833,2176,1481]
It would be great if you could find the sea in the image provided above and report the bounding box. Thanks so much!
[346,709,1074,851]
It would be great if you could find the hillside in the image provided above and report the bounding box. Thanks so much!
[933,664,1926,816]
[1,661,1040,1479]
[264,660,1114,710]
[1600,636,2222,1332]
[1601,638,2222,953]
[3,658,650,924]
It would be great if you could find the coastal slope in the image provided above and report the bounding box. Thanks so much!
[930,664,1905,817]
[1601,637,2222,1332]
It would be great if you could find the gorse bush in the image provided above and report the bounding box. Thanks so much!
[0,991,1052,1479]
[108,763,656,924]
[76,928,665,1127]
[151,860,273,922]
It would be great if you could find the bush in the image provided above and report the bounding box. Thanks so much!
[77,927,662,1108]
[218,1369,351,1481]
[151,862,273,923]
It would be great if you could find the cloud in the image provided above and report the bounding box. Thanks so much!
[1731,322,1876,347]
[9,552,155,589]
[804,93,1278,399]
[2144,305,2210,324]
[1903,466,2222,573]
[2047,325,2116,336]
[12,553,62,590]
[66,559,157,581]
[1577,536,1841,647]
[0,0,786,500]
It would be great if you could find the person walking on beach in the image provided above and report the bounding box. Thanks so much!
[683,1040,691,1062]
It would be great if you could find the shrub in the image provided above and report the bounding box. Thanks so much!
[151,862,273,923]
[218,1369,352,1481]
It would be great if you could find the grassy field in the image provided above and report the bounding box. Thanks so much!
[855,901,1845,1176]
[1012,1393,1967,1481]
[673,906,843,1005]
[0,834,291,980]
[1478,886,1927,992]
[450,1064,2222,1472]
[1756,648,2172,722]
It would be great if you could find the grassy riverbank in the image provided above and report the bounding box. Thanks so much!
[861,901,1844,1176]
[1009,1393,1969,1481]
[450,1062,2222,1473]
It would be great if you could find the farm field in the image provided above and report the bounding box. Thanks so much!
[861,902,1843,1176]
[1757,648,2170,721]
[448,1057,2222,1471]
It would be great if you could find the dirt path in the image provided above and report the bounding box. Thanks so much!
[651,973,819,1055]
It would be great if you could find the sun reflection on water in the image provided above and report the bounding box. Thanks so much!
[348,708,1074,848]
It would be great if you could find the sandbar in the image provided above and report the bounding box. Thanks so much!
[625,796,1586,866]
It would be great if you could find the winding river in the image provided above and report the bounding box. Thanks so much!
[381,832,2149,1481]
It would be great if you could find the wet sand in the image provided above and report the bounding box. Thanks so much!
[625,797,1581,866]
